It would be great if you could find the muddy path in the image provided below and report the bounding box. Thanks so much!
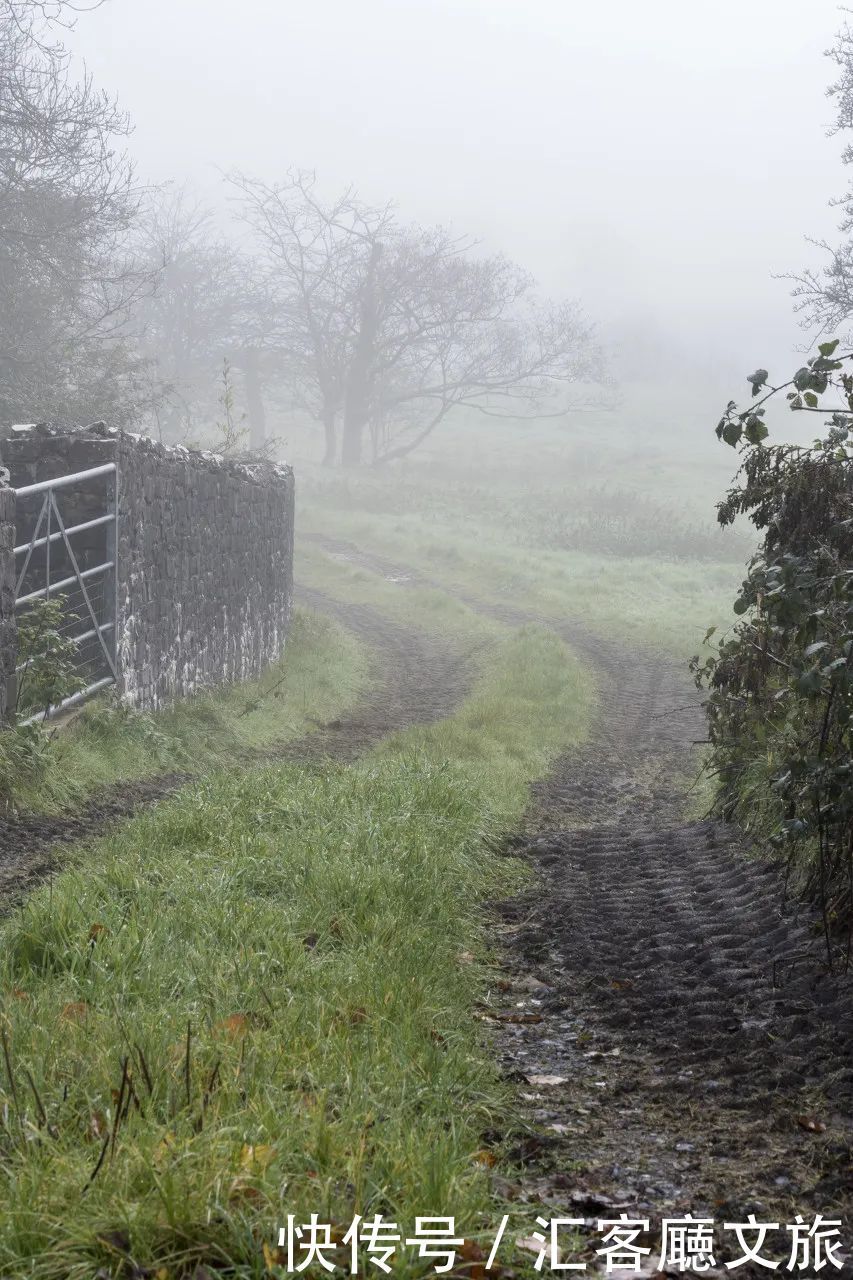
[285,585,474,761]
[306,532,853,1269]
[0,589,473,905]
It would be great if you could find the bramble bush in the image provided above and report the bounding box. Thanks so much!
[694,340,853,963]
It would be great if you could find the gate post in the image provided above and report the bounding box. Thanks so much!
[0,476,16,723]
[104,461,119,691]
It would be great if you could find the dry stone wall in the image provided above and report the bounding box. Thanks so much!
[4,426,295,713]
[0,481,15,721]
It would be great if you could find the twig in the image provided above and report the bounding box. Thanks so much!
[109,1056,129,1159]
[184,1021,192,1110]
[22,1068,47,1128]
[1,1029,22,1128]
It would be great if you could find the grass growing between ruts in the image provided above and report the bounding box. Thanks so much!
[2,610,370,815]
[0,624,591,1277]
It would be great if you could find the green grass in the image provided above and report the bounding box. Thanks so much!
[0,620,592,1277]
[380,624,592,822]
[286,401,746,660]
[298,504,739,658]
[1,610,370,815]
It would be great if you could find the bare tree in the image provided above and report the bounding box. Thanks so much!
[0,0,154,426]
[231,170,603,467]
[133,190,273,443]
[359,229,601,466]
[229,169,394,464]
[789,12,853,337]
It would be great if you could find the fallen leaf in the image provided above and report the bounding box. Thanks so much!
[526,1074,568,1087]
[472,1149,497,1168]
[60,1001,89,1023]
[517,975,549,992]
[228,1178,265,1204]
[797,1114,827,1134]
[452,1238,491,1279]
[96,1227,131,1255]
[240,1142,276,1171]
[10,988,28,1001]
[154,1131,177,1164]
[88,1110,108,1141]
[262,1242,286,1271]
[494,1012,543,1025]
[88,923,108,942]
[610,979,634,990]
[215,1013,250,1039]
[491,1175,522,1200]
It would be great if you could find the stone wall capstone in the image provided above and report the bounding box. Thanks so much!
[3,426,295,713]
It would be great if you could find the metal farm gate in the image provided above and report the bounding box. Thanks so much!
[12,463,118,724]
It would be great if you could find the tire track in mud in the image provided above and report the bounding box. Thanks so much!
[306,532,853,1260]
[0,590,473,905]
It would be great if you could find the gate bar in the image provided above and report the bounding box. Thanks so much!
[17,677,116,728]
[14,463,116,500]
[14,512,114,558]
[15,560,114,608]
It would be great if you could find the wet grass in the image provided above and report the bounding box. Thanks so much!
[0,623,591,1277]
[298,503,739,658]
[0,610,370,815]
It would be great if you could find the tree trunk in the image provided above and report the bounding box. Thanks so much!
[321,407,337,466]
[342,241,382,469]
[243,347,267,450]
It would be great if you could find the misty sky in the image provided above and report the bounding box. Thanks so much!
[70,0,850,387]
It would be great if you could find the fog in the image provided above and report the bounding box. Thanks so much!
[69,0,846,387]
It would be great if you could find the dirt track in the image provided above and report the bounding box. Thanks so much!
[0,589,472,905]
[287,586,473,759]
[307,532,853,1271]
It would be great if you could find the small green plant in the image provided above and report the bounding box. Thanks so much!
[211,357,250,456]
[15,595,84,718]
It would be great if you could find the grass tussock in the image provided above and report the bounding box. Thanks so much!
[0,621,591,1276]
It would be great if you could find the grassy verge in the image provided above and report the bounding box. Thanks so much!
[1,610,370,814]
[0,623,591,1277]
